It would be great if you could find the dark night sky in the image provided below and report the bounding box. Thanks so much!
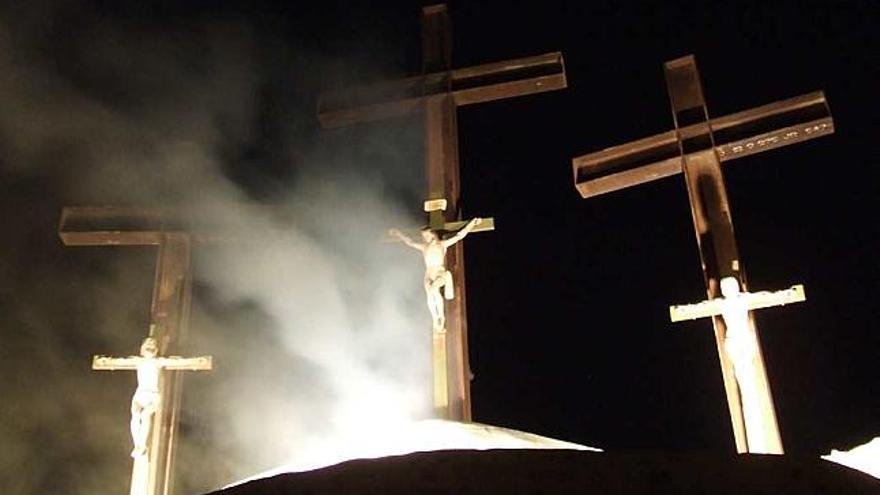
[0,0,877,493]
[295,0,878,454]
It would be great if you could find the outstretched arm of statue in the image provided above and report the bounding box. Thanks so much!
[92,355,141,370]
[156,356,213,370]
[442,217,481,247]
[388,229,424,250]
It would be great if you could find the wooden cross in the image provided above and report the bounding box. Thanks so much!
[59,206,218,495]
[92,334,212,495]
[571,55,834,454]
[318,3,566,421]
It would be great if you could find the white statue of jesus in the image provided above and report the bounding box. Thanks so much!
[717,277,761,394]
[670,276,802,385]
[129,337,162,458]
[668,276,805,453]
[389,217,482,332]
[92,337,212,459]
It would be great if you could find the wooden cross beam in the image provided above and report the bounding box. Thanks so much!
[670,284,806,322]
[60,206,215,495]
[571,55,834,454]
[318,52,566,129]
[57,206,287,245]
[318,3,566,421]
[573,92,833,198]
[92,336,212,495]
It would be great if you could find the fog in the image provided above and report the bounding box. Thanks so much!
[0,3,433,493]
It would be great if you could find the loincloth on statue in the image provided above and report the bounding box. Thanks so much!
[132,388,161,411]
[425,268,450,287]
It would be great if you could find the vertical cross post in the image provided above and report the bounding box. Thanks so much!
[147,233,192,494]
[419,199,495,417]
[664,56,782,453]
[422,5,471,421]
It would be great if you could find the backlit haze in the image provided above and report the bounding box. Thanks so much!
[0,2,436,492]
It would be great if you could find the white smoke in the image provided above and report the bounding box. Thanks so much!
[0,3,431,493]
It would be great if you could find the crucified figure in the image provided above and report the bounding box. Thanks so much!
[390,217,482,332]
[717,278,761,396]
[92,337,212,459]
[129,337,162,458]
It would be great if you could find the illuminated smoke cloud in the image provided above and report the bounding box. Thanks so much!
[0,2,430,493]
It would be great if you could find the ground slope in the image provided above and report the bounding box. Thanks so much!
[208,449,879,495]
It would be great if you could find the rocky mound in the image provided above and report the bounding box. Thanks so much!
[208,448,879,495]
